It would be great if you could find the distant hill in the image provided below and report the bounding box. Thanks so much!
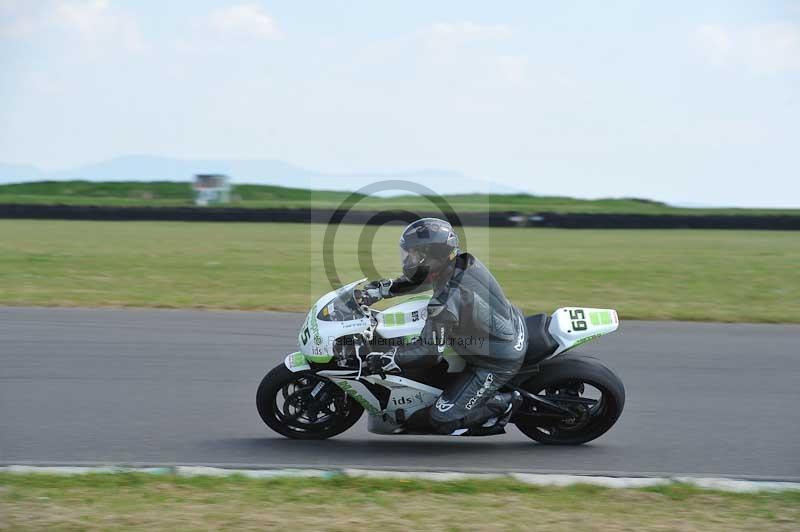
[1,180,798,216]
[0,155,508,196]
[0,162,45,181]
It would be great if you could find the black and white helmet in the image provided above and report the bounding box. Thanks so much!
[399,218,460,283]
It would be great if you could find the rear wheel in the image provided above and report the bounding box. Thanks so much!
[256,364,363,440]
[514,356,625,445]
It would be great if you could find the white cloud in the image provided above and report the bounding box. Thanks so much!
[0,0,144,53]
[0,0,45,37]
[207,3,282,40]
[695,22,800,74]
[421,21,512,50]
[411,21,521,86]
[54,0,145,52]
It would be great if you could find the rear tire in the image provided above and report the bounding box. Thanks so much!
[514,356,625,445]
[256,364,364,440]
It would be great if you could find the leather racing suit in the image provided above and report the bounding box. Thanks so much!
[378,252,528,434]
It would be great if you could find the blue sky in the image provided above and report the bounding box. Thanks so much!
[1,1,798,207]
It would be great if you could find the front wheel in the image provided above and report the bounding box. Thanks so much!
[256,364,363,439]
[514,356,625,445]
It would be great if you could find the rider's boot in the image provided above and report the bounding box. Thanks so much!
[460,391,522,436]
[403,407,434,433]
[490,390,523,427]
[497,391,524,427]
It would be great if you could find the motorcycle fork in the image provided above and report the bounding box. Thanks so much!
[304,380,338,420]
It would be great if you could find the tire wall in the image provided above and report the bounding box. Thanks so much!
[1,204,798,229]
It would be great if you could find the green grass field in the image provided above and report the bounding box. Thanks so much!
[1,220,797,322]
[2,180,799,215]
[2,473,798,531]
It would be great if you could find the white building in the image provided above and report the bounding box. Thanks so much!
[192,174,231,206]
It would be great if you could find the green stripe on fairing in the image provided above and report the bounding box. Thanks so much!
[336,381,381,415]
[561,333,605,353]
[290,352,306,367]
[293,350,332,364]
[589,311,612,326]
[573,334,602,347]
[383,312,406,326]
[404,295,431,302]
[305,352,333,363]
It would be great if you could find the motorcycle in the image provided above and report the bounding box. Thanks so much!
[257,279,625,444]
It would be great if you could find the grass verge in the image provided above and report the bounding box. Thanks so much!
[1,473,799,531]
[2,180,799,215]
[1,220,798,322]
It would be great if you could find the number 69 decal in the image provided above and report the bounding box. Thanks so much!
[569,309,588,331]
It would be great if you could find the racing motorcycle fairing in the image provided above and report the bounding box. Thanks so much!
[262,279,625,443]
[312,371,444,434]
[548,307,619,356]
[284,351,310,372]
[297,278,371,363]
[374,295,430,340]
[283,281,620,435]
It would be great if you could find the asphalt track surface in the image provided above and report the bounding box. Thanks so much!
[2,307,798,479]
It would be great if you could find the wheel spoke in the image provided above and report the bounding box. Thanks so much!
[273,375,350,432]
[524,379,613,437]
[281,400,302,420]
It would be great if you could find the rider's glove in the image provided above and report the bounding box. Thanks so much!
[363,349,400,377]
[361,279,393,305]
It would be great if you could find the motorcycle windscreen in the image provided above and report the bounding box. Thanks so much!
[317,287,363,322]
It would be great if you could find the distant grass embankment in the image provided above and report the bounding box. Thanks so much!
[1,220,798,322]
[1,180,798,215]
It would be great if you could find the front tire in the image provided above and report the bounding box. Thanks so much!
[256,364,363,440]
[514,356,625,445]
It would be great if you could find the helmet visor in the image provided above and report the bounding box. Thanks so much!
[400,247,426,277]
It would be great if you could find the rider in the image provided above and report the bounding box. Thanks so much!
[360,218,527,435]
